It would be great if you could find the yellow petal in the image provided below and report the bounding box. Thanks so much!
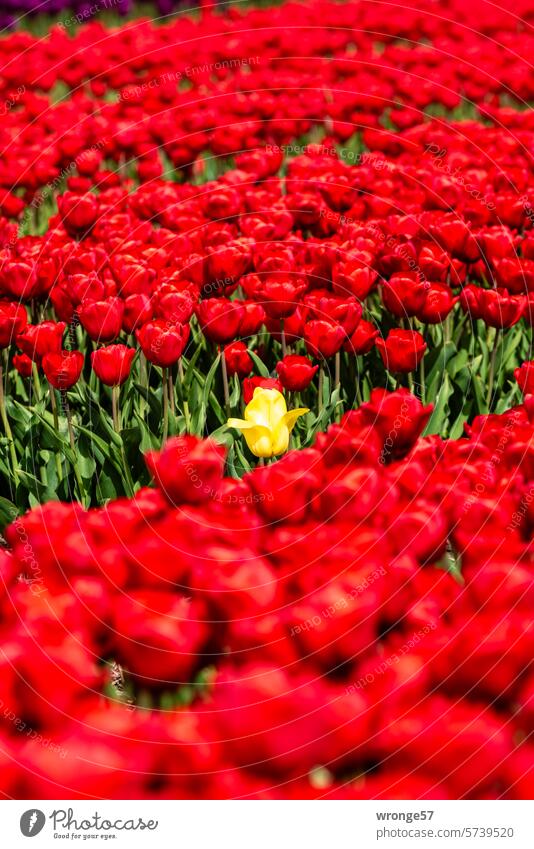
[227,418,274,457]
[246,388,287,428]
[226,417,251,432]
[271,422,290,455]
[282,407,310,433]
[244,428,275,458]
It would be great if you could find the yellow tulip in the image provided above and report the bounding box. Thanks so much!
[227,387,309,458]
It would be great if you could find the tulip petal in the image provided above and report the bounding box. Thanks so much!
[227,419,274,457]
[282,407,310,433]
[247,387,287,427]
[227,417,261,431]
[227,418,272,437]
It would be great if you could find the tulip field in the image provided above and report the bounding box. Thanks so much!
[2,0,534,803]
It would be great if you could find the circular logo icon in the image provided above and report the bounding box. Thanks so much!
[20,810,46,837]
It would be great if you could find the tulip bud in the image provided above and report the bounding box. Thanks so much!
[415,283,459,325]
[136,320,190,367]
[79,297,124,343]
[13,352,33,378]
[196,298,243,344]
[476,288,525,329]
[58,191,99,235]
[514,361,534,397]
[276,354,318,391]
[91,344,136,387]
[344,319,379,355]
[376,328,427,373]
[0,302,27,349]
[42,350,84,390]
[224,341,253,379]
[360,388,433,458]
[382,273,428,319]
[304,319,346,359]
[242,376,282,404]
[145,436,226,505]
[17,321,66,363]
[122,293,153,334]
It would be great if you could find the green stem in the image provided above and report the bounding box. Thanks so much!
[221,352,230,415]
[64,397,85,504]
[419,354,426,404]
[139,352,148,419]
[89,341,98,394]
[162,368,169,443]
[318,365,324,412]
[178,360,191,433]
[452,310,469,347]
[487,329,501,410]
[0,363,19,485]
[111,385,120,433]
[49,386,63,483]
[31,363,41,403]
[349,355,361,406]
[280,319,287,356]
[167,369,176,416]
[112,385,135,497]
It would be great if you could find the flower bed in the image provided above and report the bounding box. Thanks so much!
[0,0,533,800]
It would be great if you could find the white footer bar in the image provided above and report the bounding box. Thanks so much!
[3,800,534,848]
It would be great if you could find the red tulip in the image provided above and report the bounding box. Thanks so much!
[304,320,346,358]
[238,301,266,337]
[122,293,153,334]
[243,376,282,404]
[332,260,377,300]
[344,319,379,354]
[42,350,84,390]
[376,329,427,373]
[0,260,40,300]
[112,591,208,685]
[382,273,428,319]
[67,272,105,307]
[276,355,318,391]
[58,192,99,235]
[136,320,190,367]
[259,275,306,320]
[145,435,226,505]
[430,217,480,263]
[460,284,483,321]
[304,292,362,335]
[196,299,243,344]
[224,341,254,379]
[514,362,534,397]
[76,148,102,177]
[78,297,124,343]
[0,302,27,349]
[17,321,66,363]
[91,345,136,387]
[415,283,459,324]
[476,288,525,329]
[12,352,33,377]
[360,387,433,457]
[494,257,534,294]
[153,286,197,324]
